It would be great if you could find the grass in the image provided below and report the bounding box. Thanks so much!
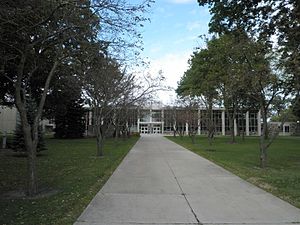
[0,136,139,225]
[166,135,300,209]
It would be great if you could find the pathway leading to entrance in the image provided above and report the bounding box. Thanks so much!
[74,135,300,225]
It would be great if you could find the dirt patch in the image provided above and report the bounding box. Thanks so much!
[248,177,277,192]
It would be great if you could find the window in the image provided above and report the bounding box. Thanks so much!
[284,126,290,133]
[249,112,258,134]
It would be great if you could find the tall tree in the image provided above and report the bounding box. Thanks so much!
[197,0,300,118]
[45,65,86,139]
[207,32,260,143]
[178,32,284,167]
[243,40,285,168]
[0,0,99,196]
[177,46,220,146]
[0,0,154,196]
[84,56,132,156]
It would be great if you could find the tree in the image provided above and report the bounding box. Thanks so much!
[0,0,154,196]
[197,0,300,119]
[292,97,300,120]
[0,0,99,196]
[177,46,220,146]
[244,42,286,168]
[206,32,262,143]
[179,31,285,167]
[84,56,132,156]
[45,66,86,139]
[54,98,86,139]
[173,107,187,137]
[85,54,164,157]
[176,96,200,144]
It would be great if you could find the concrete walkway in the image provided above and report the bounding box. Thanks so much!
[74,135,300,225]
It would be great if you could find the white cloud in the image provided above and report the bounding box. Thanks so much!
[187,21,203,31]
[149,45,162,54]
[173,35,198,45]
[148,51,191,104]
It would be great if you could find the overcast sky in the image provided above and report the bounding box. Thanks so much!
[141,0,211,104]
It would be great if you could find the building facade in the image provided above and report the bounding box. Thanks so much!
[0,106,54,134]
[135,106,263,136]
[2,106,298,136]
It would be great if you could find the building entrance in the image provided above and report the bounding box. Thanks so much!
[139,124,162,134]
[152,126,161,134]
[140,125,148,134]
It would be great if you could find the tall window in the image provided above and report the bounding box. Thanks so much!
[249,112,258,135]
[284,125,290,133]
[140,109,151,122]
[152,110,161,122]
[213,110,222,133]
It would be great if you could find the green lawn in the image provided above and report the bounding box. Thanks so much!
[166,135,300,209]
[0,137,138,225]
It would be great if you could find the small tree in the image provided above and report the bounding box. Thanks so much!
[85,56,129,156]
[176,96,199,144]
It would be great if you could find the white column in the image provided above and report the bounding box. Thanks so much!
[137,109,140,133]
[234,118,237,136]
[222,111,225,136]
[185,122,189,135]
[257,110,261,136]
[89,111,92,125]
[137,118,140,133]
[246,111,250,136]
[150,109,152,123]
[198,108,201,135]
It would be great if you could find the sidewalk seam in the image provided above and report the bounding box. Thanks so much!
[160,148,203,225]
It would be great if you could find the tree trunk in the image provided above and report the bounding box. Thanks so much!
[229,110,236,144]
[191,135,195,144]
[17,106,39,196]
[259,108,269,168]
[259,136,267,168]
[189,129,195,144]
[96,132,104,157]
[115,126,119,139]
[127,127,131,138]
[207,102,214,146]
[15,59,58,196]
[96,123,104,157]
[241,129,245,141]
[208,131,213,146]
[14,54,38,196]
[23,124,38,196]
[241,113,245,141]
